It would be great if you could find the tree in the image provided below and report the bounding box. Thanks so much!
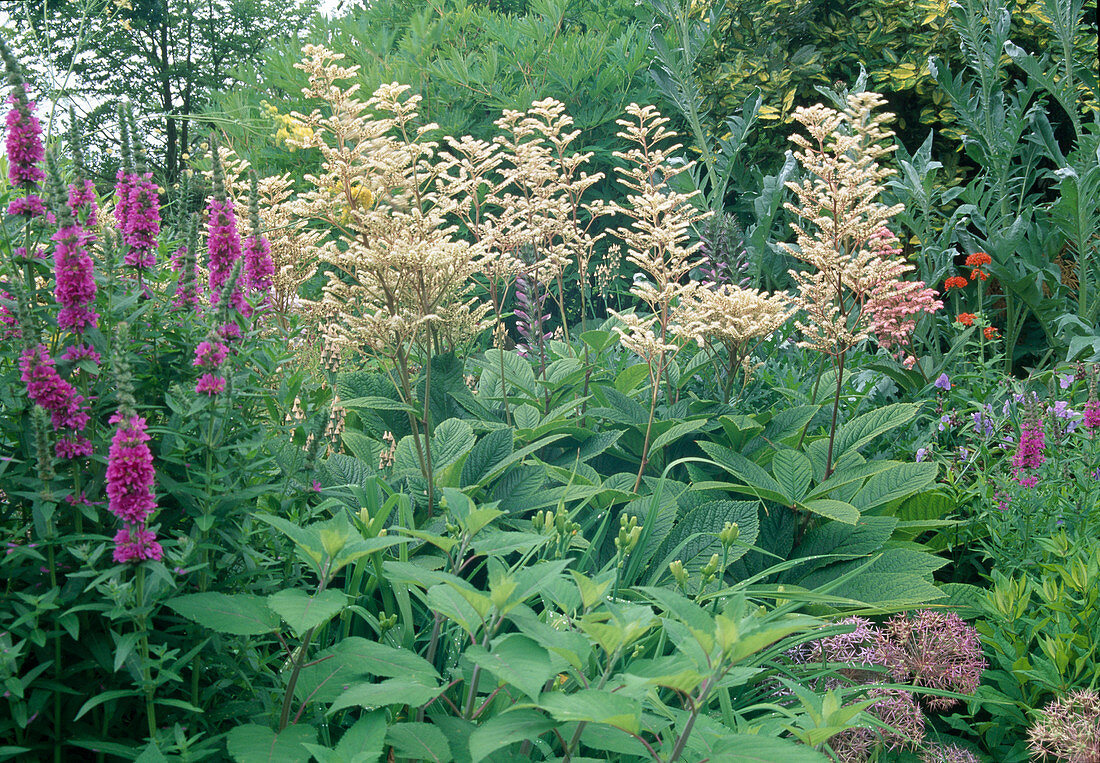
[8,0,317,183]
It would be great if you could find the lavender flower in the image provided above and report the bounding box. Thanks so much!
[1059,374,1074,390]
[514,274,550,361]
[971,405,994,439]
[934,373,951,391]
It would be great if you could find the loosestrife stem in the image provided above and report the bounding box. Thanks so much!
[136,566,157,741]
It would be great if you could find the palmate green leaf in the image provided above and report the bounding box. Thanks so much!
[303,711,386,763]
[653,500,760,572]
[461,428,514,487]
[431,418,476,471]
[268,590,348,637]
[697,441,789,503]
[340,396,417,413]
[615,363,650,394]
[798,498,860,525]
[165,593,279,635]
[649,419,704,452]
[772,449,812,502]
[465,634,555,701]
[335,636,439,680]
[386,723,452,763]
[226,723,315,763]
[851,462,938,512]
[327,677,442,714]
[469,709,555,763]
[832,403,918,459]
[539,689,641,735]
[706,733,829,762]
[477,351,536,400]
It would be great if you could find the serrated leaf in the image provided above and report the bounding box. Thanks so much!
[335,636,439,680]
[799,499,860,525]
[226,723,315,763]
[851,462,938,512]
[654,500,760,572]
[465,634,555,701]
[431,418,475,471]
[469,709,555,763]
[832,403,918,458]
[649,420,704,453]
[166,593,279,635]
[772,449,812,502]
[539,689,641,735]
[697,441,789,503]
[614,363,650,394]
[327,677,441,714]
[461,428,514,487]
[268,590,348,637]
[386,723,452,762]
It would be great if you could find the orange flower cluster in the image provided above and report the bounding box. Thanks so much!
[966,251,991,281]
[984,326,999,340]
[944,276,967,290]
[957,313,976,326]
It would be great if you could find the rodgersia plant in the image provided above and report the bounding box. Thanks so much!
[782,91,942,476]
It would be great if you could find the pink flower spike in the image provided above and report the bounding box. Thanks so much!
[195,373,226,396]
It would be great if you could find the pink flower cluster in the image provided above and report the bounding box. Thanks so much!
[243,231,274,303]
[206,197,248,316]
[788,612,985,760]
[106,412,162,563]
[68,179,99,231]
[5,89,45,190]
[879,610,986,711]
[19,344,92,459]
[53,224,99,334]
[864,229,943,352]
[114,169,137,232]
[193,339,229,396]
[1012,417,1045,488]
[121,173,160,271]
[1084,400,1100,431]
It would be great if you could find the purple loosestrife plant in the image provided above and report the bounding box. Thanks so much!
[205,140,248,320]
[243,173,275,304]
[172,212,202,313]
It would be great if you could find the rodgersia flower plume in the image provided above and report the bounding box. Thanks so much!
[782,94,941,360]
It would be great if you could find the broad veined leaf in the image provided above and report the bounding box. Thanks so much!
[385,723,452,763]
[649,419,705,453]
[334,636,439,681]
[267,590,348,637]
[798,498,860,525]
[697,441,789,503]
[539,689,641,735]
[166,593,279,636]
[653,500,760,573]
[772,449,813,502]
[461,428,514,487]
[226,723,315,763]
[431,418,476,471]
[851,462,938,512]
[327,677,442,714]
[469,709,555,763]
[831,403,918,458]
[465,634,555,701]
